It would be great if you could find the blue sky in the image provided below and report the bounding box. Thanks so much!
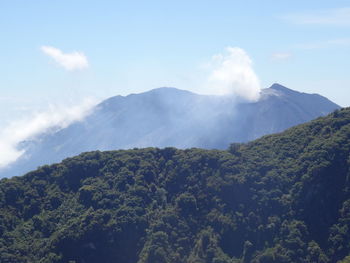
[0,0,350,121]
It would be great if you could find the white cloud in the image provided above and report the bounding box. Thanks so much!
[0,98,98,169]
[204,47,261,101]
[283,7,350,26]
[271,52,292,61]
[41,46,89,71]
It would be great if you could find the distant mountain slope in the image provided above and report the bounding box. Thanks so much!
[1,108,350,262]
[233,83,340,141]
[0,83,339,178]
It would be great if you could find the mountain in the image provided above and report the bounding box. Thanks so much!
[0,83,339,178]
[1,108,350,262]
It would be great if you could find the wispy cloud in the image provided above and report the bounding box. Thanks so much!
[41,46,89,71]
[0,98,97,169]
[271,52,292,61]
[295,38,350,50]
[203,47,261,101]
[283,7,350,26]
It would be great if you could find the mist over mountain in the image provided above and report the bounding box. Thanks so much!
[0,83,339,178]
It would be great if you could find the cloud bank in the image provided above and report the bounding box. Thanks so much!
[205,47,261,101]
[283,7,350,26]
[41,46,89,71]
[0,98,97,169]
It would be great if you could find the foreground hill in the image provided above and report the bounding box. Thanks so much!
[1,108,350,262]
[1,83,339,178]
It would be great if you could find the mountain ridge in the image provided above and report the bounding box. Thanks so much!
[0,84,340,178]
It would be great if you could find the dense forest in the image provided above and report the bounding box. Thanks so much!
[1,108,350,262]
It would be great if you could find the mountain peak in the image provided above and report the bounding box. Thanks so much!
[143,87,194,95]
[269,83,296,93]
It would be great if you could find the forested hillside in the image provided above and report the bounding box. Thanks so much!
[1,108,350,263]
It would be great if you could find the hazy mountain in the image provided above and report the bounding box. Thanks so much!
[0,83,339,178]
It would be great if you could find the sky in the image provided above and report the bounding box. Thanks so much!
[0,1,349,124]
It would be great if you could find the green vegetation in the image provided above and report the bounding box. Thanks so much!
[1,108,350,262]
